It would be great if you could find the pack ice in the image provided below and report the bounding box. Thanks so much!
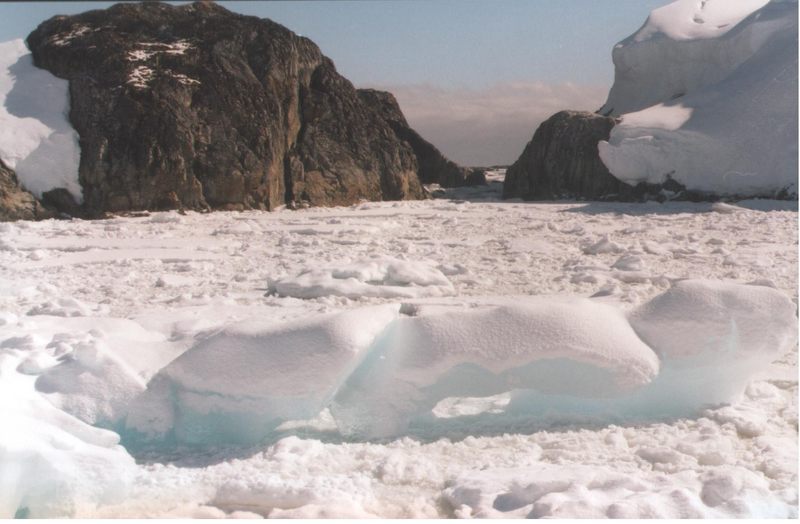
[122,280,796,444]
[598,0,798,197]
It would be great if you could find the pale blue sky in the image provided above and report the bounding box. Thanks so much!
[0,0,669,165]
[1,1,665,88]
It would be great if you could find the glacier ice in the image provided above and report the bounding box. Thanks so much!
[122,280,796,444]
[599,0,773,117]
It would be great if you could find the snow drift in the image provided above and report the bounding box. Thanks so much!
[125,305,401,445]
[0,346,135,518]
[598,0,798,197]
[123,280,796,444]
[0,39,81,202]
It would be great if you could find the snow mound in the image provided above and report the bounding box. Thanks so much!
[33,332,147,426]
[331,297,659,438]
[627,279,797,408]
[3,315,179,428]
[0,350,135,518]
[267,256,455,299]
[123,280,795,443]
[0,39,81,202]
[125,305,400,445]
[598,0,797,197]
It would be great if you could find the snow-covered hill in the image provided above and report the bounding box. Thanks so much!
[598,0,797,197]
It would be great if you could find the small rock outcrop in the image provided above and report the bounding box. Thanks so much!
[26,1,427,215]
[503,111,629,201]
[0,160,54,221]
[357,89,485,188]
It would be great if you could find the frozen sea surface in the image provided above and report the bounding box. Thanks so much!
[0,170,797,518]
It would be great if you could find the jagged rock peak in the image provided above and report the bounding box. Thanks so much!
[358,88,486,188]
[26,1,426,214]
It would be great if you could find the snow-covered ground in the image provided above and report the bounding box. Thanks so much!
[1,172,797,518]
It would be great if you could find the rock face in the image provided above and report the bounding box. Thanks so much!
[357,89,485,188]
[503,111,630,201]
[25,1,428,214]
[0,160,54,221]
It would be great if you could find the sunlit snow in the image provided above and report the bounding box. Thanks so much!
[1,173,796,517]
[0,39,81,201]
[598,0,798,197]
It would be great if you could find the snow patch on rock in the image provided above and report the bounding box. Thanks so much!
[0,39,81,201]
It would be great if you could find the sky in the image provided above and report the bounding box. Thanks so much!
[0,0,668,166]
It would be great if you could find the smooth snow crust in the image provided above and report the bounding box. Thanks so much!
[600,0,774,116]
[634,0,770,42]
[0,39,81,202]
[598,0,797,197]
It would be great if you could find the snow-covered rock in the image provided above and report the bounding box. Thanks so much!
[0,39,81,202]
[598,0,797,197]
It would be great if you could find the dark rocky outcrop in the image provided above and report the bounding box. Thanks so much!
[0,160,55,221]
[502,111,631,201]
[357,89,485,188]
[26,1,428,215]
[502,110,745,203]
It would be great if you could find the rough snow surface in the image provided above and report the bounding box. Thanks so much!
[268,256,455,299]
[1,176,797,517]
[598,0,797,197]
[0,39,81,201]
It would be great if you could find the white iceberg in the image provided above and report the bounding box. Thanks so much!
[598,0,797,197]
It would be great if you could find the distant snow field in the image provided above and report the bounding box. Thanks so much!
[0,174,796,518]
